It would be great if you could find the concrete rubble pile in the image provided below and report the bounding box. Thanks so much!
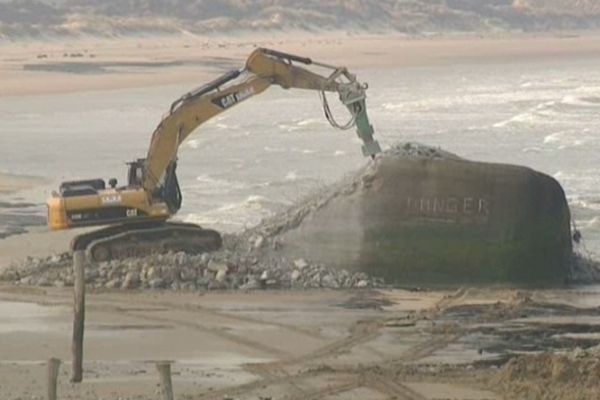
[385,142,459,159]
[0,241,383,290]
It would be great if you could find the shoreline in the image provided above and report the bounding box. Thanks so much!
[0,173,48,195]
[2,31,600,97]
[0,173,53,266]
[0,226,81,270]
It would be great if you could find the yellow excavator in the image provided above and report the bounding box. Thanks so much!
[46,48,381,262]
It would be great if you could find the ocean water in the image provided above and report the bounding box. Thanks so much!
[1,56,599,255]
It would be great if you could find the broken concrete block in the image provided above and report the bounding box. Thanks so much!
[215,268,227,282]
[208,260,228,273]
[294,259,309,270]
[291,270,301,281]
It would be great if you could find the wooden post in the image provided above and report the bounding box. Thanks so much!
[47,357,61,400]
[71,250,86,383]
[156,362,174,400]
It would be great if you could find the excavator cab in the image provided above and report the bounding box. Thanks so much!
[127,159,145,187]
[158,162,182,213]
[133,158,183,214]
[126,158,182,213]
[59,179,106,197]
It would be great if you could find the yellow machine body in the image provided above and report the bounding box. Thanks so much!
[47,186,169,231]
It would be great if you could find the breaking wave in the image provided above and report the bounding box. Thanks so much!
[183,195,280,231]
[284,171,298,181]
[493,112,539,128]
[296,118,327,127]
[190,174,248,195]
[570,198,600,212]
[492,100,558,128]
[264,146,286,153]
[543,131,586,148]
[561,95,600,107]
[491,93,600,130]
[582,217,600,229]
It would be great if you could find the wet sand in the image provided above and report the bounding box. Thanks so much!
[0,227,82,270]
[0,172,47,194]
[2,32,600,97]
[0,173,53,259]
[0,173,91,269]
[0,286,598,399]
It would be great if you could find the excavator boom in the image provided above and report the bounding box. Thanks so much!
[143,48,380,194]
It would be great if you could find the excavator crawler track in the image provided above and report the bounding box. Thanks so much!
[72,221,222,263]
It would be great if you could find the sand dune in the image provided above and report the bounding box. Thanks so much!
[1,0,600,39]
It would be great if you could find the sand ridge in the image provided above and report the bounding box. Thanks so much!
[2,32,600,97]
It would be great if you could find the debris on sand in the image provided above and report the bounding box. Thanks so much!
[384,142,460,159]
[494,346,600,400]
[0,245,383,291]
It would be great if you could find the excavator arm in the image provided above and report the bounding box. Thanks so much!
[143,48,380,194]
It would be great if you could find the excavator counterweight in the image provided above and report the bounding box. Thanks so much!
[47,48,381,262]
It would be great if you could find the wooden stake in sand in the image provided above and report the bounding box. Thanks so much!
[71,250,86,383]
[47,357,61,400]
[156,362,174,400]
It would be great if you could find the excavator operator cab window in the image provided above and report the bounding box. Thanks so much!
[127,160,145,187]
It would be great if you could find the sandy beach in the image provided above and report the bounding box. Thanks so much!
[2,32,600,97]
[0,172,66,268]
[0,285,598,399]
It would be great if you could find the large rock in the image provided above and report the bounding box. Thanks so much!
[278,144,572,286]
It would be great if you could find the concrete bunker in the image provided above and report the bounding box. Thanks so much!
[274,143,573,286]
